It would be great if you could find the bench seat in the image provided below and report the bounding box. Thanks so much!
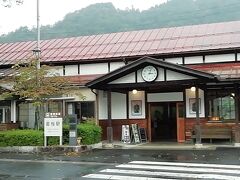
[191,127,232,143]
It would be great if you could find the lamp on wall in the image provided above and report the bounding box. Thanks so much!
[190,86,196,92]
[132,89,138,94]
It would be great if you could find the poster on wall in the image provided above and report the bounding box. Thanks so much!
[189,98,201,114]
[131,100,142,116]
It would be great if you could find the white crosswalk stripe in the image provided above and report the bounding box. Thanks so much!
[82,161,240,179]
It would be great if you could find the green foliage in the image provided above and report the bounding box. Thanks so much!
[62,123,102,145]
[0,122,102,146]
[0,130,43,146]
[1,0,240,43]
[78,123,102,145]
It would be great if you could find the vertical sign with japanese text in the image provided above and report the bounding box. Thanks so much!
[44,112,63,146]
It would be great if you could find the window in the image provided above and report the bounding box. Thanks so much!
[47,101,62,113]
[208,91,235,121]
[66,101,95,122]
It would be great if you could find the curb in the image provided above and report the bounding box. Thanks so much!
[0,142,102,154]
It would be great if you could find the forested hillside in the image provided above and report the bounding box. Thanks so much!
[1,0,240,43]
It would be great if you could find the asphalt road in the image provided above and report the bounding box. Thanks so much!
[0,148,240,179]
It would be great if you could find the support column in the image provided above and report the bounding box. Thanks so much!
[234,85,240,146]
[11,100,17,123]
[107,90,113,143]
[195,86,202,146]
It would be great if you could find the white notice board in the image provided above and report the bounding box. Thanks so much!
[44,118,62,137]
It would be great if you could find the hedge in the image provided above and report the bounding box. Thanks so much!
[0,123,102,147]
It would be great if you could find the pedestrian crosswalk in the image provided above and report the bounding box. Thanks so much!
[82,160,240,179]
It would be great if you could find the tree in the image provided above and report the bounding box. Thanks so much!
[1,59,77,129]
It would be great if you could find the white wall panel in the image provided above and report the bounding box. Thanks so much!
[185,88,205,118]
[66,88,96,102]
[147,92,183,102]
[48,66,63,76]
[129,91,145,119]
[205,54,235,63]
[166,70,197,81]
[65,65,78,76]
[111,92,127,119]
[110,62,125,71]
[80,63,108,75]
[165,57,183,64]
[109,72,135,84]
[98,90,108,120]
[185,56,203,64]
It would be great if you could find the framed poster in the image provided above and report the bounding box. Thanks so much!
[131,100,142,116]
[189,98,201,114]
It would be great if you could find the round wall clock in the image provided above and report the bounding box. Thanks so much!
[141,65,158,82]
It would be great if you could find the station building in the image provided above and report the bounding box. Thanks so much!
[1,20,240,143]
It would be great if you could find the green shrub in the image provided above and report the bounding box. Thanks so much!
[0,122,102,147]
[77,123,102,145]
[62,123,102,145]
[0,130,43,146]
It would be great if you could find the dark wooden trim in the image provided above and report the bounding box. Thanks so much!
[63,65,66,75]
[107,91,112,127]
[86,56,217,88]
[135,71,138,83]
[183,89,187,119]
[126,92,129,119]
[108,62,110,73]
[78,64,80,74]
[164,69,167,81]
[145,91,148,119]
[195,86,201,144]
[182,57,185,65]
[235,52,238,61]
[203,55,205,63]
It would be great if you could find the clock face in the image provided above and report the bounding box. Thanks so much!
[141,65,158,82]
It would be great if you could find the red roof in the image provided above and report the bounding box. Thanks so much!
[189,63,240,79]
[1,21,240,66]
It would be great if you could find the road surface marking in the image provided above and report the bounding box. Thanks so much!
[101,168,240,180]
[83,161,240,179]
[130,160,240,169]
[117,164,240,175]
[83,174,174,180]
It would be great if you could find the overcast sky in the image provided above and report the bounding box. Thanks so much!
[0,0,167,35]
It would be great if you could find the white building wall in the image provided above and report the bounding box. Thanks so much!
[165,57,183,64]
[185,88,205,118]
[65,65,78,76]
[66,88,96,102]
[48,66,64,76]
[110,62,125,71]
[98,90,108,120]
[110,72,135,84]
[185,56,203,64]
[129,91,145,119]
[147,92,183,102]
[166,70,197,81]
[111,92,127,119]
[205,54,235,63]
[80,63,108,75]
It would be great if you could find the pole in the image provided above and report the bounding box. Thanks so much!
[36,0,41,69]
[195,86,201,144]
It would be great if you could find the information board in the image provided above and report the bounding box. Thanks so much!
[131,124,140,143]
[44,118,62,136]
[121,125,131,143]
[139,128,147,142]
[44,112,63,146]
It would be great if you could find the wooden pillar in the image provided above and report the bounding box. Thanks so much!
[107,90,113,143]
[234,85,240,144]
[195,86,201,144]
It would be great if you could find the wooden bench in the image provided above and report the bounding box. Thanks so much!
[191,126,232,143]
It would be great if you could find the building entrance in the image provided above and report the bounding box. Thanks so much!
[150,102,177,141]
